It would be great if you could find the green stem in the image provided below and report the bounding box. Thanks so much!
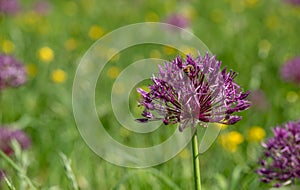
[192,128,201,190]
[0,150,36,189]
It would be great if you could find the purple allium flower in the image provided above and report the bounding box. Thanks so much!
[0,127,31,156]
[0,54,27,90]
[280,57,300,85]
[257,120,300,187]
[136,53,250,131]
[165,13,189,28]
[0,0,20,15]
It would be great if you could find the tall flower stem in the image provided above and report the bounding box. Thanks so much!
[192,128,201,190]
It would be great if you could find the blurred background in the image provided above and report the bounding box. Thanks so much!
[0,0,300,189]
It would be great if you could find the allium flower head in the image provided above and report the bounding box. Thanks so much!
[0,0,20,15]
[0,54,27,90]
[165,13,189,28]
[280,57,300,85]
[257,120,300,187]
[0,127,31,156]
[136,53,250,131]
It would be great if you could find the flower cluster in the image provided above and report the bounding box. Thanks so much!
[0,126,31,156]
[257,120,300,187]
[136,53,250,131]
[0,54,27,90]
[280,57,300,85]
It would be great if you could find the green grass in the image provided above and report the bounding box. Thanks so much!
[1,0,300,189]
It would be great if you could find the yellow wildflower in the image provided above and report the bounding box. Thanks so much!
[286,91,298,103]
[64,38,78,51]
[107,66,120,79]
[51,69,67,83]
[88,25,104,40]
[219,131,244,152]
[247,126,266,142]
[38,46,54,63]
[2,40,15,54]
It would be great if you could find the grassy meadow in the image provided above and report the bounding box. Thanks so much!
[1,0,300,189]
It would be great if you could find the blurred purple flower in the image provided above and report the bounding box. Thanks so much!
[257,120,300,187]
[280,57,300,85]
[285,0,300,5]
[33,1,51,16]
[0,54,27,90]
[249,90,269,111]
[136,53,250,131]
[0,127,31,156]
[0,0,20,15]
[165,13,189,28]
